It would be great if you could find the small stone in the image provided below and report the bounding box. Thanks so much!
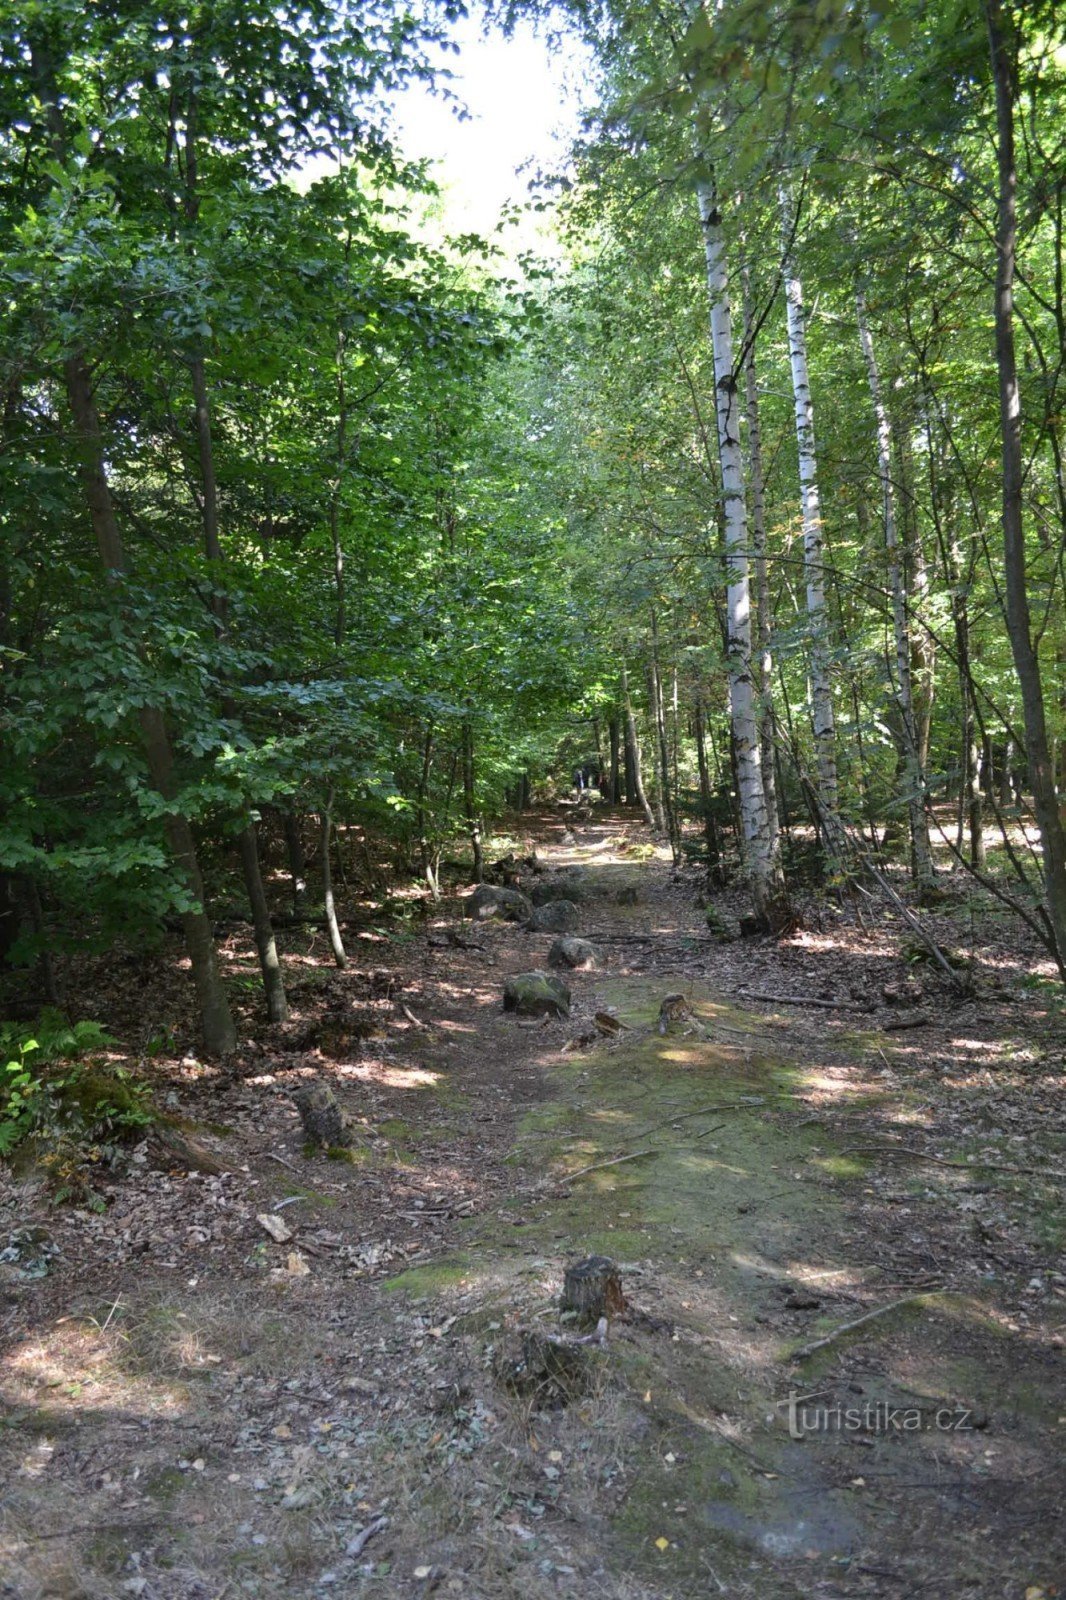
[257,1213,293,1244]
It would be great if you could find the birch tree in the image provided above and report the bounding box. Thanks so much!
[741,270,780,853]
[855,287,935,894]
[781,194,839,831]
[697,175,787,927]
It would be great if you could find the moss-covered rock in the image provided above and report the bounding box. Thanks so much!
[503,971,571,1018]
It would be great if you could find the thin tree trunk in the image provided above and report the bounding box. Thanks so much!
[986,0,1066,972]
[650,612,679,858]
[284,811,307,911]
[697,176,786,927]
[320,791,347,968]
[694,694,723,883]
[622,661,656,831]
[608,715,621,804]
[742,270,781,852]
[897,427,937,773]
[645,660,668,834]
[64,352,236,1053]
[191,353,288,1021]
[462,721,484,882]
[238,825,288,1021]
[782,196,838,825]
[855,289,936,895]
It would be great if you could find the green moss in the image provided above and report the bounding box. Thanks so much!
[814,1154,868,1179]
[383,1258,472,1296]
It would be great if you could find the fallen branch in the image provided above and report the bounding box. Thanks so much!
[738,989,859,1010]
[840,1143,1065,1179]
[543,1149,654,1190]
[397,1002,431,1029]
[792,1295,926,1360]
[880,1013,931,1031]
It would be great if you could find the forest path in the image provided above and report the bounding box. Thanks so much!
[2,808,1064,1598]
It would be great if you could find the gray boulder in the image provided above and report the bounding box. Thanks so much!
[468,884,532,922]
[531,875,587,906]
[527,899,580,933]
[548,937,599,971]
[503,971,571,1018]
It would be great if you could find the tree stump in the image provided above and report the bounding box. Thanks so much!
[561,1256,625,1321]
[294,1082,352,1149]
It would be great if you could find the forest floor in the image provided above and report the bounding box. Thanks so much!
[2,807,1065,1600]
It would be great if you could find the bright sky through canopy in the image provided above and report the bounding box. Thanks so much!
[390,9,594,235]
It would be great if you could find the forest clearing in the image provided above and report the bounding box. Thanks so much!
[2,0,1066,1595]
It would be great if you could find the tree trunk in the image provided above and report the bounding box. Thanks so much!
[622,662,656,831]
[283,811,307,911]
[64,351,237,1053]
[462,721,484,882]
[238,824,288,1022]
[782,197,839,826]
[650,612,680,860]
[320,793,347,968]
[697,176,786,928]
[741,271,781,853]
[855,289,935,894]
[694,694,723,882]
[191,352,289,1020]
[608,715,621,803]
[986,0,1066,971]
[645,660,668,835]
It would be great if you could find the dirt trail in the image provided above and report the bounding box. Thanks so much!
[2,810,1064,1599]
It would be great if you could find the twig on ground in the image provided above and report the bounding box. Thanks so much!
[738,989,860,1010]
[542,1149,655,1189]
[397,1002,431,1029]
[840,1143,1065,1179]
[792,1295,928,1360]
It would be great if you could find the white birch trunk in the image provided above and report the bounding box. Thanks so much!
[697,177,785,926]
[741,269,781,853]
[855,287,935,890]
[781,195,839,828]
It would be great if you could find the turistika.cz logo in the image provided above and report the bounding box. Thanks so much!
[785,1393,977,1441]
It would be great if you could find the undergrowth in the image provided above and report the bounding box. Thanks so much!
[0,1010,156,1204]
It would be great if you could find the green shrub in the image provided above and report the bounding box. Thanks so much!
[1,1011,156,1203]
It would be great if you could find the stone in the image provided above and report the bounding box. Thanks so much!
[467,884,532,922]
[547,937,599,971]
[531,876,587,906]
[294,1081,352,1149]
[527,899,580,934]
[503,971,571,1019]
